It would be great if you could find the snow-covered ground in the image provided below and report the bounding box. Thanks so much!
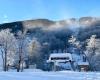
[0,70,100,80]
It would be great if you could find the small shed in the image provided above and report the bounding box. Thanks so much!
[77,62,89,71]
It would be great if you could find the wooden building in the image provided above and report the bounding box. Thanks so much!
[77,62,89,71]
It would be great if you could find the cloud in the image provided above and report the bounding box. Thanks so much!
[2,14,9,23]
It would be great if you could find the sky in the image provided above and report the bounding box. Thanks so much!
[0,0,100,23]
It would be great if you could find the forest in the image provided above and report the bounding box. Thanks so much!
[0,17,100,71]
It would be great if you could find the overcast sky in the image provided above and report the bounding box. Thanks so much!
[0,0,100,23]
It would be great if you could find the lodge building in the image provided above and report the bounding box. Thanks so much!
[47,52,89,72]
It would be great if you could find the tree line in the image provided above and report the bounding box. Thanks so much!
[0,25,100,71]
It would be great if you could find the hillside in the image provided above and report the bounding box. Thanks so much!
[0,17,100,40]
[0,17,100,71]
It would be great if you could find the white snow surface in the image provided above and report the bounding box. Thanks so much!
[0,70,100,80]
[77,62,89,65]
[49,53,72,58]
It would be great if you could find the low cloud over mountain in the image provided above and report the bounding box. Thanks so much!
[22,17,100,31]
[0,17,100,34]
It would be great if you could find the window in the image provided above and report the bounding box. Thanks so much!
[51,57,69,60]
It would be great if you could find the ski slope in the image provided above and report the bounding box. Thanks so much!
[0,71,100,80]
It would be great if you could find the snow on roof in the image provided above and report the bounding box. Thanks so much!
[50,53,72,58]
[77,62,89,65]
[48,53,73,62]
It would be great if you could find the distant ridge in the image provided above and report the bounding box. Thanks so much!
[0,17,100,31]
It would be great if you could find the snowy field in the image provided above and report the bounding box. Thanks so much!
[0,71,100,80]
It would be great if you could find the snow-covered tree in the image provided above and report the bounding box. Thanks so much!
[28,38,41,57]
[28,38,41,66]
[86,35,96,59]
[85,35,100,71]
[68,35,77,44]
[16,31,29,72]
[0,29,17,71]
[85,35,97,71]
[68,35,81,54]
[68,35,81,47]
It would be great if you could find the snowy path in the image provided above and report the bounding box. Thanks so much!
[0,71,100,80]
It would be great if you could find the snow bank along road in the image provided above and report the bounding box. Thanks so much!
[0,71,100,80]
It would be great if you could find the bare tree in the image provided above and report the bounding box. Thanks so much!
[85,35,97,71]
[0,29,17,71]
[28,38,41,67]
[16,31,29,72]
